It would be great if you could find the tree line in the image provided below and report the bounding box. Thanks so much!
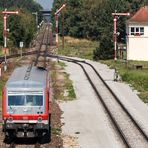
[52,0,148,60]
[0,0,42,50]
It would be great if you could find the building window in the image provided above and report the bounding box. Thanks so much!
[131,27,134,35]
[140,27,144,35]
[130,27,144,36]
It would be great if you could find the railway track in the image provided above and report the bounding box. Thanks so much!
[53,56,148,148]
[9,141,15,148]
[34,23,50,68]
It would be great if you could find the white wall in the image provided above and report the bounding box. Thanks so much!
[127,23,148,61]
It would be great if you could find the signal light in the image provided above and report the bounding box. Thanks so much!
[127,12,130,16]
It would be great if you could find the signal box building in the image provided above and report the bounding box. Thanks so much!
[126,6,148,61]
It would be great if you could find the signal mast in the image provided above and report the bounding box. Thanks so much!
[112,12,130,62]
[55,4,66,48]
[2,9,19,71]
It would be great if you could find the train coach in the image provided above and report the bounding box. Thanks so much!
[2,65,50,138]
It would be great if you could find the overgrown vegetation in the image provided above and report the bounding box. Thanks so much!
[51,127,61,136]
[58,36,98,60]
[0,76,7,97]
[101,60,148,103]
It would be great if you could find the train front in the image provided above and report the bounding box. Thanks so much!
[2,66,49,138]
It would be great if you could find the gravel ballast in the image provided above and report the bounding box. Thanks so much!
[59,57,148,148]
[59,61,125,148]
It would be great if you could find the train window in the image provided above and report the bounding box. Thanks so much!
[8,96,25,106]
[34,95,43,106]
[8,95,43,106]
[26,96,34,106]
[26,95,43,106]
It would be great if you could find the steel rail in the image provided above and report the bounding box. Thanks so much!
[34,141,40,148]
[86,62,148,141]
[76,62,131,148]
[55,56,148,140]
[43,24,50,68]
[34,24,48,66]
[54,56,148,147]
[9,142,15,148]
[8,138,16,148]
[54,57,130,147]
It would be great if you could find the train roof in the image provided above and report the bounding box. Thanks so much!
[5,65,48,89]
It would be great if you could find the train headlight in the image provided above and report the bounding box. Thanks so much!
[8,117,13,122]
[38,117,42,122]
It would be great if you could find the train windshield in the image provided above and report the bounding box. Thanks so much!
[8,95,43,106]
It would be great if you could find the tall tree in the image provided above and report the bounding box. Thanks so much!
[0,0,42,12]
[7,10,36,48]
[0,0,42,48]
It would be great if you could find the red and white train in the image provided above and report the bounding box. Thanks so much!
[2,65,50,138]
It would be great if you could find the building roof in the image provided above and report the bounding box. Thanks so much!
[6,65,47,88]
[128,6,148,23]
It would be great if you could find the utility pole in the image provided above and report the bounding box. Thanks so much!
[112,12,130,62]
[2,9,19,71]
[55,4,66,48]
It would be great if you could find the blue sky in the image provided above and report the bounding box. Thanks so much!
[36,0,54,10]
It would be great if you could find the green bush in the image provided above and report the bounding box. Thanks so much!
[93,35,114,60]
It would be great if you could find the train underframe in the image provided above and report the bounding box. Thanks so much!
[3,120,50,138]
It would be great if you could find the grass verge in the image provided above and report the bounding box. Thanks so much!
[100,60,148,103]
[0,76,7,99]
[58,36,98,60]
[50,60,76,101]
[64,72,76,100]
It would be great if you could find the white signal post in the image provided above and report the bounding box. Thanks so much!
[2,9,19,71]
[55,15,58,47]
[55,4,66,48]
[112,12,130,62]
